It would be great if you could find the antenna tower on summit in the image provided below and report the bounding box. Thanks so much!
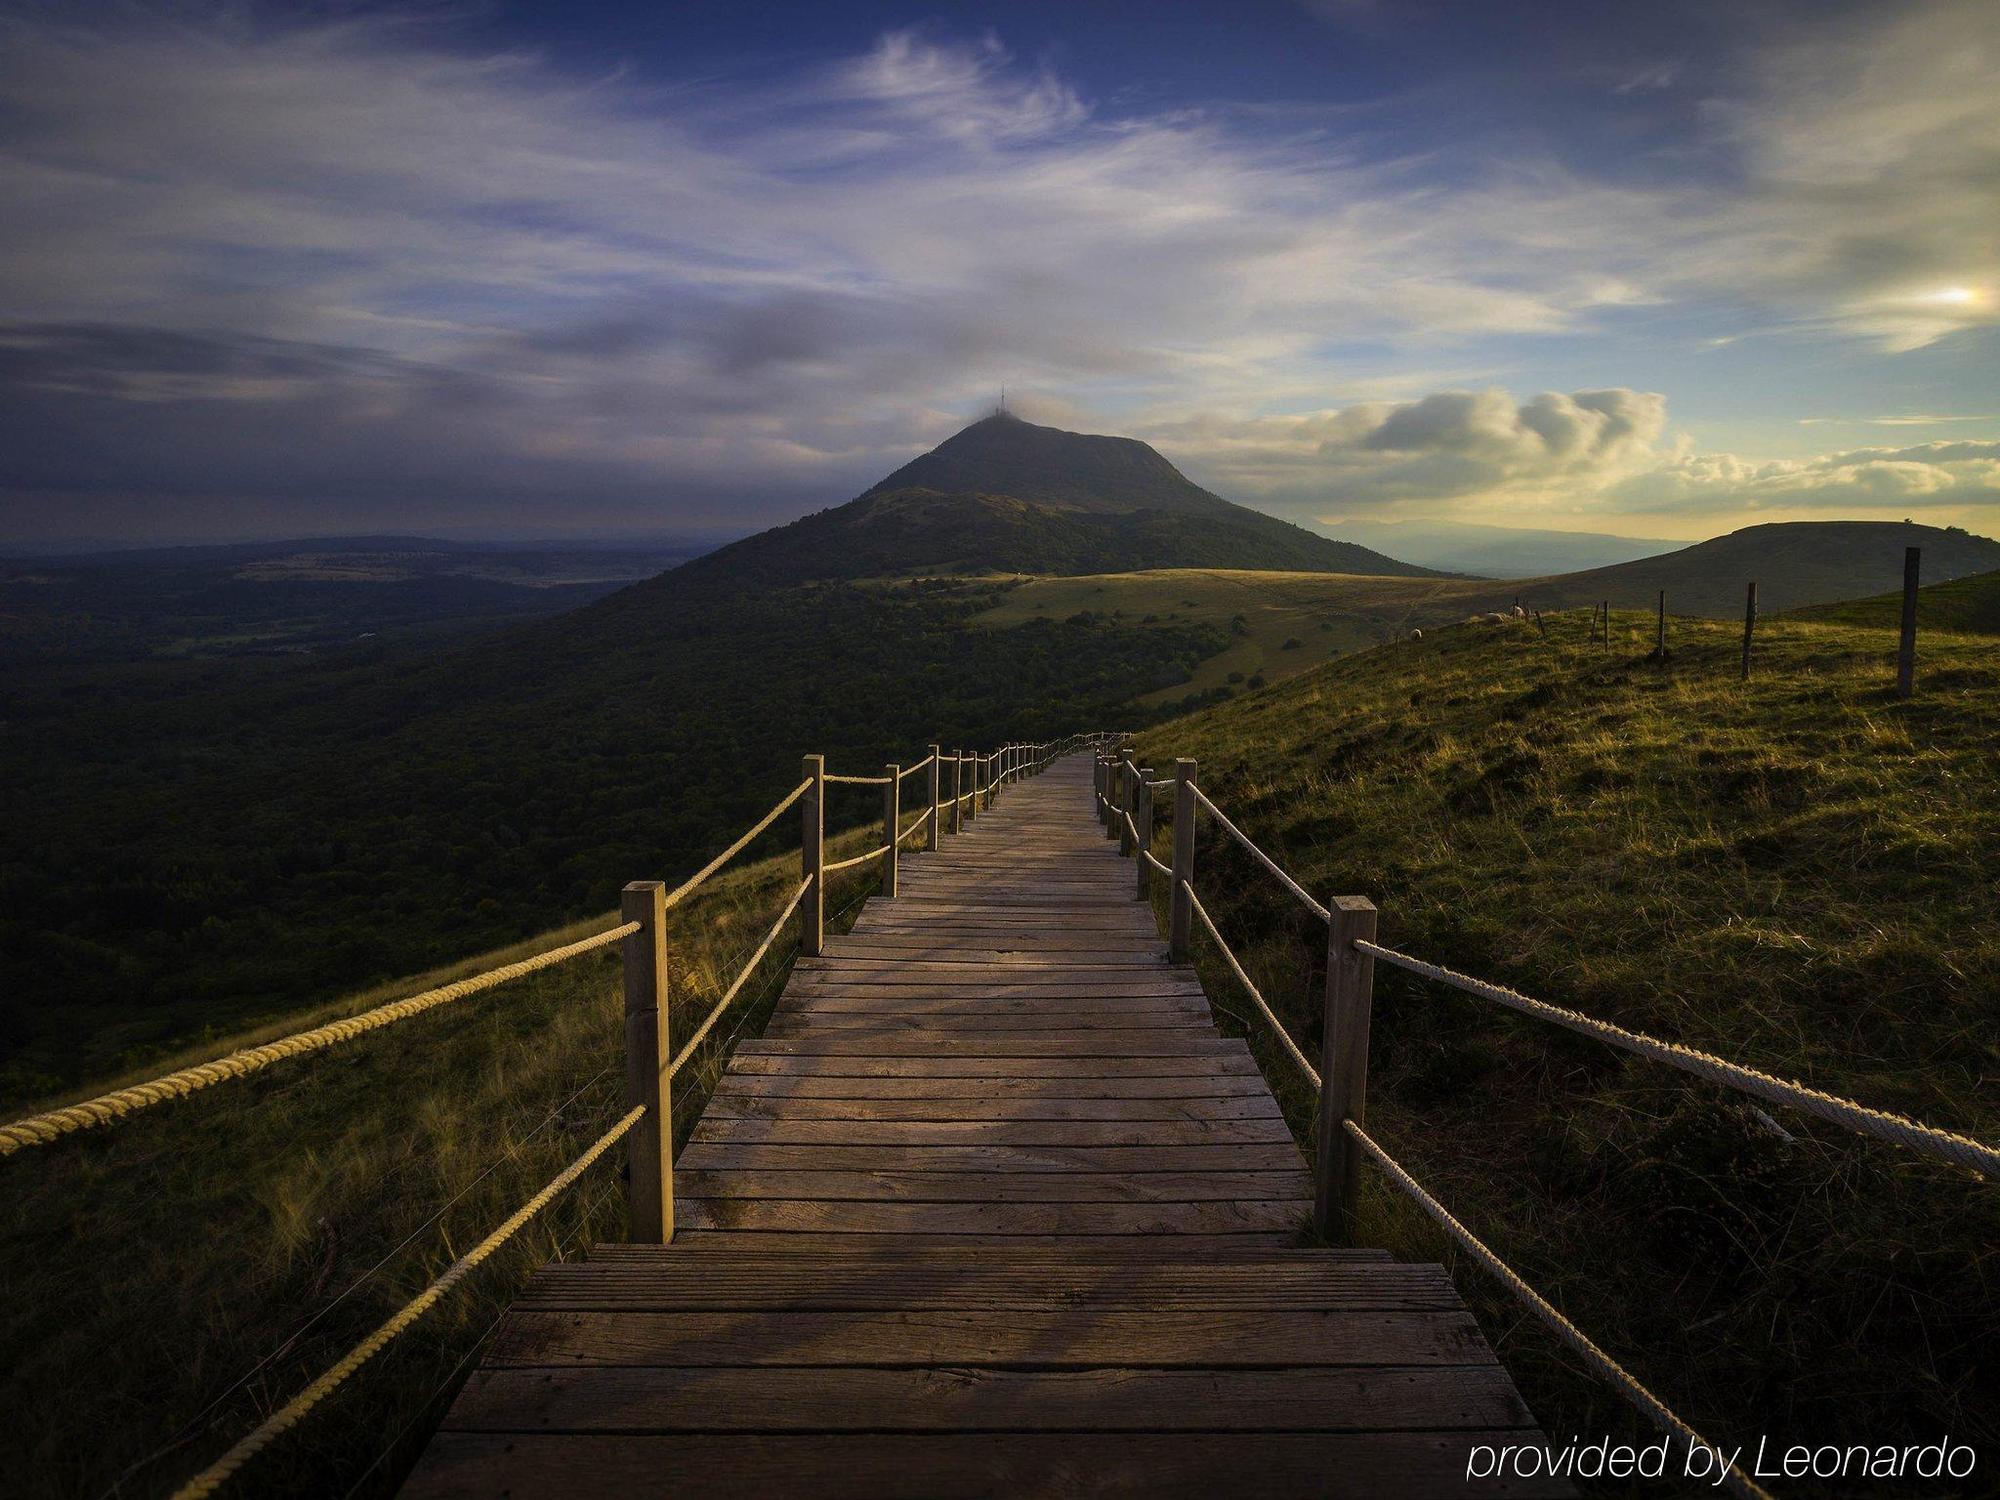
[998,384,1007,416]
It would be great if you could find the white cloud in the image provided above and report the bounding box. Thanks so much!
[0,4,1995,539]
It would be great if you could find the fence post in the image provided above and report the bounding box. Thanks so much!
[801,754,824,957]
[883,764,899,897]
[1897,546,1920,699]
[951,750,963,835]
[1117,755,1135,856]
[621,880,672,1244]
[1740,582,1757,681]
[926,744,942,851]
[1313,896,1378,1244]
[1656,590,1666,655]
[965,752,978,824]
[1133,764,1154,901]
[1168,758,1197,962]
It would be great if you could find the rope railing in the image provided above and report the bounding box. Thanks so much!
[1189,782,1330,923]
[10,727,1107,1499]
[1105,749,2000,1499]
[1344,1120,1774,1500]
[0,922,639,1157]
[670,876,813,1076]
[664,778,811,909]
[1182,882,1321,1089]
[1356,940,2000,1178]
[824,843,892,874]
[171,1103,645,1500]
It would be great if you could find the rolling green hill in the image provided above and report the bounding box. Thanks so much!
[1788,565,2000,634]
[1510,519,2000,616]
[1131,608,2000,1469]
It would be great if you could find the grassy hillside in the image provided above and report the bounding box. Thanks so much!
[963,568,1511,705]
[0,577,1217,1105]
[1789,566,2000,635]
[1511,519,2000,616]
[1132,610,1999,1473]
[2,823,896,1498]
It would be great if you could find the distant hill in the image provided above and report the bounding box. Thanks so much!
[1317,518,1680,578]
[682,413,1441,586]
[0,535,713,660]
[1513,521,2000,617]
[1787,567,2000,635]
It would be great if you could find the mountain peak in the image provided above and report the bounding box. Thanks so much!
[862,413,1222,516]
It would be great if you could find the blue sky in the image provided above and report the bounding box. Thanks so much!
[1,0,1995,544]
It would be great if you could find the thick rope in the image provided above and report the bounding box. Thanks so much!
[663,779,811,909]
[1183,883,1322,1090]
[0,923,639,1157]
[670,877,811,1076]
[1345,1121,1775,1500]
[1142,850,1171,877]
[823,773,890,786]
[897,809,928,846]
[824,843,891,874]
[171,1104,644,1500]
[899,755,935,780]
[1358,940,2000,1178]
[1190,783,1331,923]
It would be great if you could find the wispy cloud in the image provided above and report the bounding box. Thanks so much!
[0,4,1995,539]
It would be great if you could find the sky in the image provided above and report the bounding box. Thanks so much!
[1,0,1996,546]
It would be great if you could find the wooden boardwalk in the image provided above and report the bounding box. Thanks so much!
[405,755,1567,1497]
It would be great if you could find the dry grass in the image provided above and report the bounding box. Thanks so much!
[1134,608,2000,1487]
[1,814,900,1499]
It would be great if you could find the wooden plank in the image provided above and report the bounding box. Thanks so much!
[735,1034,1242,1057]
[445,1364,1531,1433]
[404,1432,1574,1499]
[686,1119,1296,1147]
[483,1308,1495,1368]
[670,1169,1310,1202]
[700,1096,1284,1123]
[761,1011,1214,1033]
[722,1055,1261,1078]
[643,1230,1311,1253]
[713,1074,1275,1100]
[673,1199,1306,1234]
[675,1143,1308,1173]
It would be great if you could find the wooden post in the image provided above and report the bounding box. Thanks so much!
[965,752,979,824]
[1093,754,1105,826]
[800,755,824,956]
[1600,599,1609,648]
[1168,758,1197,962]
[1533,609,1548,640]
[621,880,672,1244]
[882,763,899,898]
[1134,764,1154,901]
[1897,546,1920,699]
[927,744,941,852]
[1117,755,1135,856]
[1740,582,1757,681]
[1313,895,1377,1245]
[1656,590,1666,655]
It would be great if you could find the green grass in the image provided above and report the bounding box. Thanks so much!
[1789,566,2000,636]
[1,816,902,1499]
[1133,608,2000,1479]
[963,567,1521,705]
